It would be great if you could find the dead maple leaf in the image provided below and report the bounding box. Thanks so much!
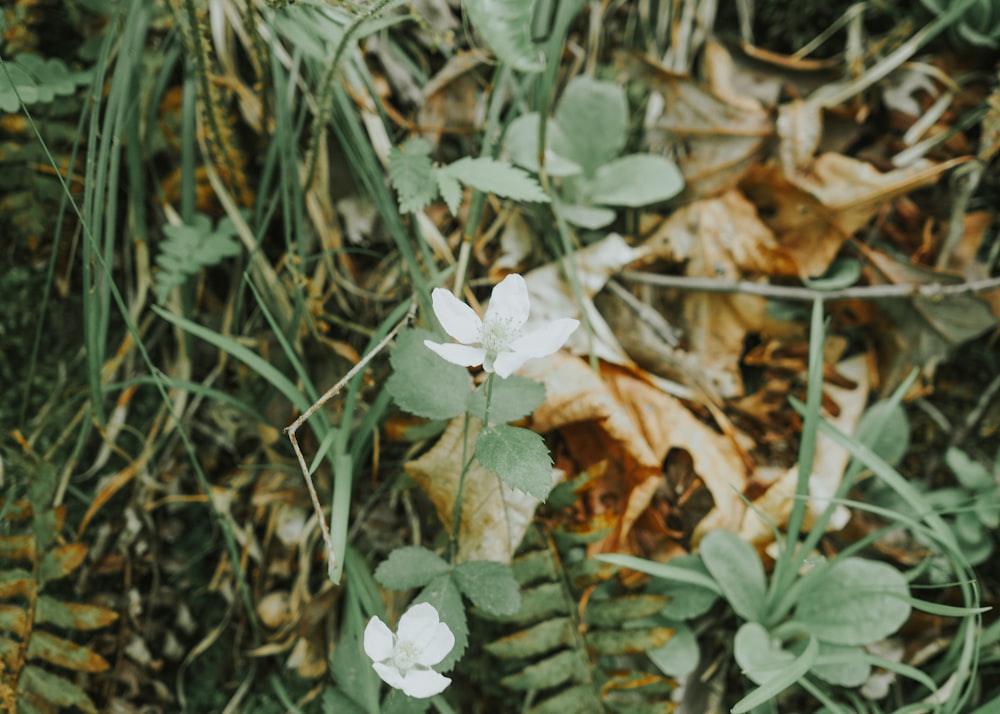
[523,354,749,557]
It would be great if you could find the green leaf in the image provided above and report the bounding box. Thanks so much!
[732,624,818,713]
[386,328,473,419]
[560,203,616,230]
[853,399,911,469]
[435,170,463,215]
[642,554,722,619]
[503,113,581,177]
[388,138,438,213]
[945,447,995,491]
[416,574,467,670]
[453,560,521,616]
[466,375,545,424]
[647,620,699,677]
[793,557,910,645]
[588,154,685,207]
[802,257,862,290]
[439,157,549,203]
[375,546,450,590]
[810,643,871,687]
[554,77,628,176]
[19,665,97,713]
[462,0,544,72]
[595,553,722,595]
[698,530,766,622]
[475,424,553,499]
[154,214,242,304]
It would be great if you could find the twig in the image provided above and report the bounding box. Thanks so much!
[621,270,1000,302]
[284,298,416,574]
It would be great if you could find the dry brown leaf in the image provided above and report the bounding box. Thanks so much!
[632,48,772,199]
[741,153,964,277]
[405,417,558,563]
[524,354,748,554]
[640,191,800,397]
[776,99,823,176]
[740,355,869,545]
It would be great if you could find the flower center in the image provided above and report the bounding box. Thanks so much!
[393,639,420,671]
[480,315,519,357]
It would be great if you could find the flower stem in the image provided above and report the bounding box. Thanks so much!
[449,375,495,562]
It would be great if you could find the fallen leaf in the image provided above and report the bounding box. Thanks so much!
[740,355,869,544]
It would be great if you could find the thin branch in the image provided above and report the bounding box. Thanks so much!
[620,270,1000,302]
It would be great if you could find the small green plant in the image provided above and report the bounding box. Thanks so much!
[153,214,242,305]
[597,302,987,713]
[928,446,1000,566]
[923,0,1000,48]
[503,75,685,229]
[322,274,579,706]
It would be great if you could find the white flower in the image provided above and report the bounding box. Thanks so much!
[424,274,580,379]
[363,602,455,699]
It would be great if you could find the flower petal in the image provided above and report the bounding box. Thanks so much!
[510,318,579,360]
[431,288,482,343]
[396,602,440,642]
[400,668,452,699]
[415,621,455,667]
[493,318,580,377]
[424,341,486,368]
[485,274,530,330]
[363,617,395,663]
[372,662,407,691]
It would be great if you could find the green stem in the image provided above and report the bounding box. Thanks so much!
[449,374,495,562]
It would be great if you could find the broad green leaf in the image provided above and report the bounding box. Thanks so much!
[462,0,544,72]
[0,61,39,111]
[321,688,368,714]
[386,328,473,419]
[475,424,553,499]
[793,557,910,645]
[588,154,685,207]
[388,138,438,213]
[699,530,766,622]
[416,574,467,670]
[945,447,995,491]
[732,624,818,713]
[466,375,545,424]
[503,113,581,177]
[853,399,911,468]
[560,203,615,230]
[642,554,721,619]
[554,77,628,176]
[810,643,871,687]
[374,546,450,590]
[803,257,862,290]
[452,560,521,616]
[439,157,549,203]
[647,620,699,677]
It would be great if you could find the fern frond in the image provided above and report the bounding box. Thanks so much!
[153,213,241,304]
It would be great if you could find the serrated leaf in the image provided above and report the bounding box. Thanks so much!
[588,154,685,207]
[452,560,520,616]
[375,546,450,590]
[475,424,553,499]
[435,170,463,215]
[416,574,467,670]
[698,529,766,622]
[793,557,910,645]
[462,0,544,72]
[440,157,549,203]
[388,138,438,213]
[386,328,473,419]
[154,214,241,304]
[466,375,545,424]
